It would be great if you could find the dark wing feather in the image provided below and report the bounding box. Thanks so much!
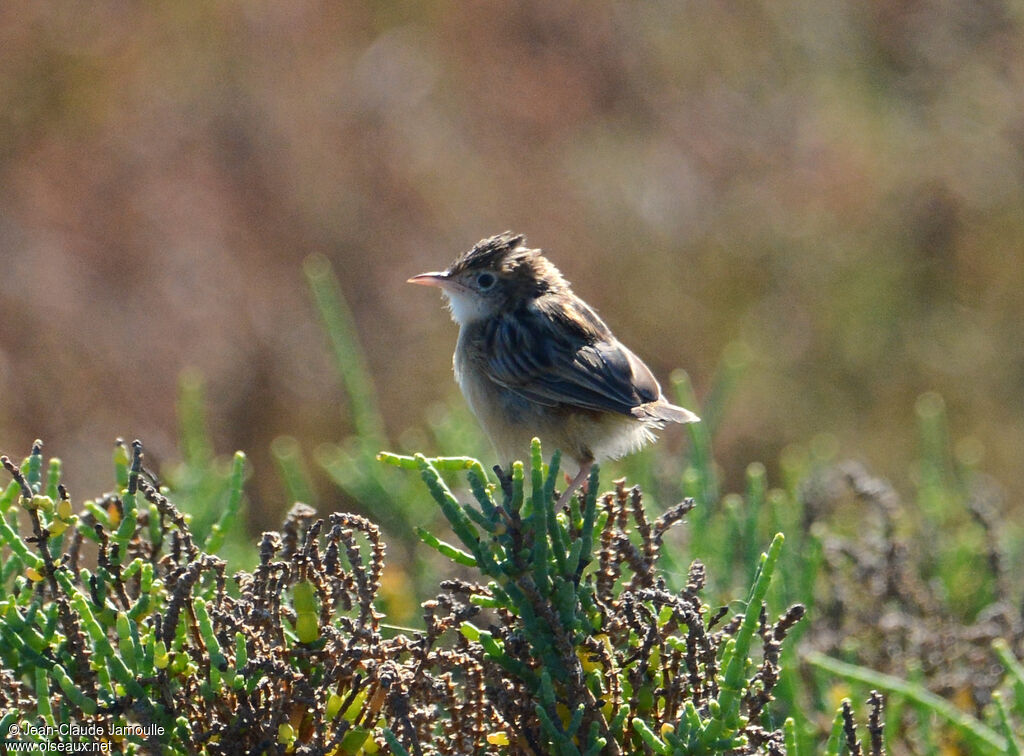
[482,296,663,417]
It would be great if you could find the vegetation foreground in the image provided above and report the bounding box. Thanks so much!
[0,426,1021,754]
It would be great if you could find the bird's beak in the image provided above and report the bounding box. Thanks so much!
[407,271,451,289]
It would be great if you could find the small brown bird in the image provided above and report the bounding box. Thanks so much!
[409,232,699,502]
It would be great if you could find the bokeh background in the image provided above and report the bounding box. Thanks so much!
[1,1,1022,531]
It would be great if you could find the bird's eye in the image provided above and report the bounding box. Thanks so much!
[476,272,496,290]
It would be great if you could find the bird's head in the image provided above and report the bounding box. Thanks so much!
[408,232,569,325]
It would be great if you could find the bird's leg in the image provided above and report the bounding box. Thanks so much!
[556,458,593,510]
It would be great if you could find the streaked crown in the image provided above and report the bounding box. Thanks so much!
[447,232,569,299]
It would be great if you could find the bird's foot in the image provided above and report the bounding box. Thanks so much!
[555,460,593,509]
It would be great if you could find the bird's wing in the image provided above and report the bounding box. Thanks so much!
[482,297,663,417]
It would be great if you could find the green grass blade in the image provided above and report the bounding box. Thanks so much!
[271,436,316,507]
[807,651,1007,754]
[304,253,387,450]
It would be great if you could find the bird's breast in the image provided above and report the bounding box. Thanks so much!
[455,332,520,419]
[454,328,544,459]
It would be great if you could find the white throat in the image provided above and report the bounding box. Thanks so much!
[444,290,489,326]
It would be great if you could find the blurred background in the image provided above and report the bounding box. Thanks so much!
[1,0,1022,532]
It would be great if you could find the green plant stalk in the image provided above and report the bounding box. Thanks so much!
[272,436,317,508]
[0,615,52,670]
[13,577,35,609]
[93,566,112,612]
[1,549,23,585]
[807,651,1007,754]
[908,660,937,755]
[177,368,213,467]
[231,633,248,690]
[516,598,567,680]
[22,594,39,627]
[145,502,162,554]
[69,591,146,700]
[673,371,717,509]
[773,651,809,750]
[193,597,227,689]
[705,341,749,435]
[141,626,156,671]
[915,392,956,520]
[706,533,785,741]
[475,627,536,681]
[535,691,583,756]
[632,719,669,754]
[582,725,606,756]
[204,451,247,554]
[468,593,501,609]
[121,558,143,582]
[574,466,600,580]
[339,726,372,754]
[0,480,20,515]
[511,461,525,513]
[487,581,512,607]
[36,665,55,728]
[2,602,49,654]
[113,440,130,490]
[794,529,824,624]
[571,713,594,750]
[766,488,792,558]
[172,717,192,751]
[0,712,19,745]
[83,498,113,530]
[304,254,387,451]
[461,499,497,533]
[415,526,477,566]
[743,463,767,579]
[39,603,59,652]
[415,455,481,555]
[116,613,141,673]
[721,494,744,585]
[0,515,43,570]
[783,717,800,756]
[993,638,1024,718]
[823,702,846,756]
[44,457,61,501]
[992,692,1022,756]
[114,444,142,567]
[543,449,568,576]
[378,451,483,473]
[129,563,158,620]
[543,449,562,506]
[381,727,411,756]
[52,664,98,715]
[551,576,578,631]
[537,666,556,708]
[530,440,551,593]
[466,467,498,520]
[25,444,44,491]
[171,613,190,658]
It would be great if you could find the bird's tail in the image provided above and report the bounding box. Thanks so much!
[633,401,700,425]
